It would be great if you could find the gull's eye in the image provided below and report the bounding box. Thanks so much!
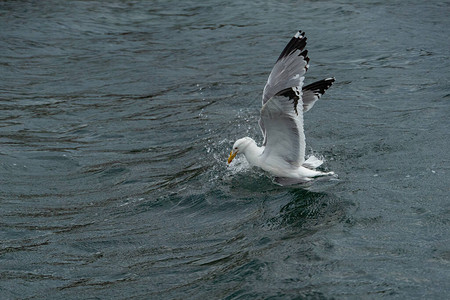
[234,147,238,150]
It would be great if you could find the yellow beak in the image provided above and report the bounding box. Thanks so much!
[227,150,237,164]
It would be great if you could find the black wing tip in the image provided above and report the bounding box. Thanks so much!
[302,77,336,96]
[276,30,308,62]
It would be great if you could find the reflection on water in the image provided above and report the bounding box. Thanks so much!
[268,188,346,231]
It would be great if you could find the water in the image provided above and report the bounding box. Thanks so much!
[1,0,449,299]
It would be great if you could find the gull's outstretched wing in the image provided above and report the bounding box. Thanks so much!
[302,77,335,112]
[259,30,310,146]
[259,87,306,171]
[262,30,309,105]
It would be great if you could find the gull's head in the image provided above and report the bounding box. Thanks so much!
[227,137,253,164]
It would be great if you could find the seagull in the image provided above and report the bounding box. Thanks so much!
[227,30,336,186]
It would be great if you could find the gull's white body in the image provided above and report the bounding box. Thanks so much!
[228,30,336,186]
[231,137,330,185]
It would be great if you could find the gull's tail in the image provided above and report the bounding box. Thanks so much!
[302,155,324,169]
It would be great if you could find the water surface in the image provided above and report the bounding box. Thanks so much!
[1,0,449,299]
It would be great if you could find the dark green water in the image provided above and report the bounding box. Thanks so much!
[1,1,449,299]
